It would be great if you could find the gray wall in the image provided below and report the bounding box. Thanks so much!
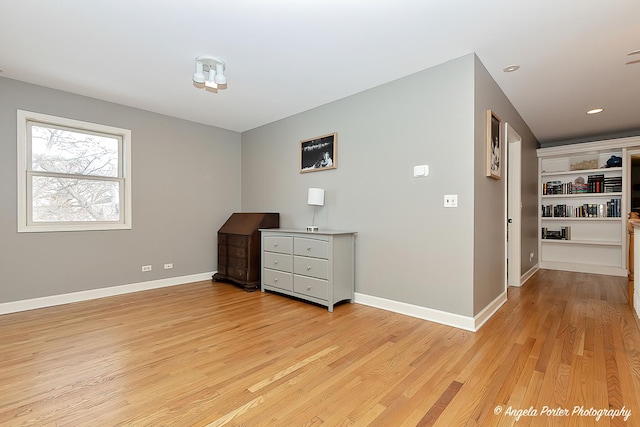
[472,56,539,314]
[0,77,241,303]
[242,55,477,316]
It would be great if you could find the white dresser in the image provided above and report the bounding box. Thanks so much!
[260,229,356,312]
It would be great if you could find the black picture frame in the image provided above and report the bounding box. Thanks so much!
[486,110,501,179]
[300,133,337,173]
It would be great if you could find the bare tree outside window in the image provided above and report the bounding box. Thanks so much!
[29,124,122,223]
[17,110,131,233]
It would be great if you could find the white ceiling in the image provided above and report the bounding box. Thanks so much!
[1,0,639,144]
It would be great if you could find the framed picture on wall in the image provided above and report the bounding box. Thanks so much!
[486,110,501,179]
[300,133,337,173]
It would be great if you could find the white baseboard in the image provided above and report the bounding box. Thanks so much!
[520,264,539,286]
[354,292,506,332]
[354,293,475,331]
[540,261,626,277]
[0,272,215,315]
[473,291,508,330]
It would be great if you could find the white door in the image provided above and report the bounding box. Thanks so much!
[506,123,522,288]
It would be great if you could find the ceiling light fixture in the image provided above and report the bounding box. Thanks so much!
[193,56,227,91]
[503,65,520,73]
[587,108,604,115]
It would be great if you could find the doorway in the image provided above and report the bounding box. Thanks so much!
[505,123,522,288]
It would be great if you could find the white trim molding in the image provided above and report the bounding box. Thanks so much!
[473,291,508,331]
[0,272,215,315]
[520,264,539,286]
[17,109,133,233]
[354,292,507,332]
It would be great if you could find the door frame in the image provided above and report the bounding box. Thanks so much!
[505,122,522,289]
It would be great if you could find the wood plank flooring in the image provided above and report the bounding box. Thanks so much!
[1,269,640,426]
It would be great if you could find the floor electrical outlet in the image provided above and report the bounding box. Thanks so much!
[142,265,152,272]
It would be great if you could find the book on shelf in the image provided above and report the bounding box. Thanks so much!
[604,176,622,192]
[542,174,620,195]
[587,174,605,193]
[540,199,621,218]
[541,226,571,240]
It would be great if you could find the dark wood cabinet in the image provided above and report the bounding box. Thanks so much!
[212,213,279,290]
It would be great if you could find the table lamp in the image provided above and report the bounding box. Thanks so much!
[307,188,325,232]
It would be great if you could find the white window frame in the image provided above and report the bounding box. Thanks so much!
[17,110,132,232]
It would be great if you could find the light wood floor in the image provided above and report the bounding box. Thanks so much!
[1,270,640,426]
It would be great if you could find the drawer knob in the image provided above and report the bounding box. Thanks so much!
[307,286,311,290]
[274,278,279,283]
[306,246,311,251]
[306,266,311,271]
[274,261,279,264]
[274,243,279,247]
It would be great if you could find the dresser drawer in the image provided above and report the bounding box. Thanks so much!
[264,252,292,273]
[293,256,328,280]
[263,268,293,291]
[227,235,249,248]
[294,238,328,259]
[264,236,293,254]
[294,275,328,301]
[227,256,248,269]
[227,267,248,281]
[227,246,247,258]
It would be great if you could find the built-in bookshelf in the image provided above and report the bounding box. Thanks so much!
[537,137,640,277]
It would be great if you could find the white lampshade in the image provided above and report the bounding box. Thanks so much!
[214,62,227,85]
[193,60,205,83]
[205,68,217,89]
[307,188,325,206]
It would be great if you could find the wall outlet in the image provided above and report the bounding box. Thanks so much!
[141,265,152,272]
[164,263,173,270]
[529,252,534,261]
[444,194,458,208]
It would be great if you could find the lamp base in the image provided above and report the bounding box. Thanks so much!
[306,225,319,232]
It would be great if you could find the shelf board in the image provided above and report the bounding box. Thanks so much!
[541,217,621,221]
[541,192,622,199]
[540,167,622,177]
[540,239,621,246]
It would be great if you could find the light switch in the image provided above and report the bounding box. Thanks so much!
[413,165,429,177]
[444,194,458,208]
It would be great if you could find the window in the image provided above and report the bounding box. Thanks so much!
[17,110,132,232]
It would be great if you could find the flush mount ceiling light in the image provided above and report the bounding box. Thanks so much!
[503,64,520,72]
[193,56,227,91]
[587,108,604,115]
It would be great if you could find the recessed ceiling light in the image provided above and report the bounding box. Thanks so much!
[626,50,640,65]
[587,108,604,115]
[503,65,520,73]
